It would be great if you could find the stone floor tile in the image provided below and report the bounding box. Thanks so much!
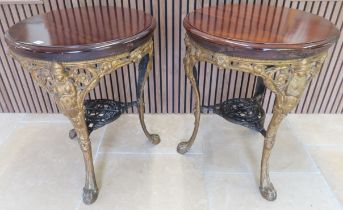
[0,123,104,210]
[100,114,203,154]
[0,113,25,145]
[20,113,69,123]
[0,113,341,210]
[200,115,261,146]
[205,173,341,210]
[204,116,317,173]
[287,114,343,146]
[204,144,250,173]
[239,131,317,173]
[79,154,207,210]
[309,146,343,206]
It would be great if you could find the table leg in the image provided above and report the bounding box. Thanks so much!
[259,96,286,201]
[177,53,200,154]
[69,110,98,205]
[137,53,161,145]
[259,60,321,201]
[11,40,160,205]
[51,63,98,205]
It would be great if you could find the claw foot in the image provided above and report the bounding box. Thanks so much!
[82,187,99,205]
[149,134,161,145]
[259,184,277,201]
[69,129,77,140]
[177,141,190,154]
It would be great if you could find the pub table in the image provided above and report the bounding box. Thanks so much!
[178,4,340,201]
[5,6,159,204]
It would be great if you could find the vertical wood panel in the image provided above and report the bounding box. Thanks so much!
[0,0,342,113]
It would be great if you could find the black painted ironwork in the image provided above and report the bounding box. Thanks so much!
[69,54,150,139]
[85,100,136,132]
[69,100,137,139]
[137,54,150,99]
[254,76,266,104]
[199,73,267,136]
[202,98,266,136]
[193,66,199,87]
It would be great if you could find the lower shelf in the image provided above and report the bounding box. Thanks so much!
[69,99,137,139]
[69,98,266,139]
[202,98,266,136]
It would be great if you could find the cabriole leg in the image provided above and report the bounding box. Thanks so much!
[259,68,312,201]
[177,52,200,154]
[259,96,286,201]
[71,111,98,205]
[137,52,161,145]
[51,62,98,205]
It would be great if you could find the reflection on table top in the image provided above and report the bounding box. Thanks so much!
[184,4,340,51]
[5,6,156,61]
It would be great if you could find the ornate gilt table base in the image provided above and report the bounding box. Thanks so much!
[178,36,327,201]
[11,40,160,204]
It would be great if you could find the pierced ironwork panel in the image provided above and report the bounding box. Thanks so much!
[84,99,136,133]
[69,99,136,139]
[202,98,266,136]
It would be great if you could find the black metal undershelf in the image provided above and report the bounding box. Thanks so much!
[69,54,151,139]
[202,98,267,137]
[69,97,267,139]
[69,99,137,139]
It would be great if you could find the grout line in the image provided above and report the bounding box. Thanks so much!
[96,151,204,155]
[204,171,321,176]
[2,113,339,209]
[18,114,69,123]
[94,126,108,161]
[274,115,343,209]
[285,117,320,172]
[18,114,68,122]
[270,171,320,175]
[318,174,343,210]
[19,120,70,124]
[305,144,343,148]
[205,171,253,176]
[289,116,343,209]
[304,144,343,209]
[203,170,213,210]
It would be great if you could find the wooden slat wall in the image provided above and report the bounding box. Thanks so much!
[0,0,342,114]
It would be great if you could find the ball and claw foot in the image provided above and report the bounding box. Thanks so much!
[69,129,77,140]
[149,134,161,145]
[177,141,190,154]
[82,187,99,205]
[259,184,277,201]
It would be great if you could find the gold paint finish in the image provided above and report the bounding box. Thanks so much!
[10,39,159,204]
[179,36,327,201]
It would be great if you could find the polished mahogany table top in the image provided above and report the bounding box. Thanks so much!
[184,4,340,59]
[5,6,156,61]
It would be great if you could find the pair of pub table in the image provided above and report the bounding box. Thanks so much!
[5,4,339,205]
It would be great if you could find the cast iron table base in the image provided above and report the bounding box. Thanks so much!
[6,6,158,204]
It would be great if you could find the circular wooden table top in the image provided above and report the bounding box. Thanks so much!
[184,4,340,60]
[5,6,156,62]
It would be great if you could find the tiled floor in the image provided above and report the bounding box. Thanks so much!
[0,114,342,210]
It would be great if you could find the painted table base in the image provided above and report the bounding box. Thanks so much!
[10,40,160,204]
[177,36,327,201]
